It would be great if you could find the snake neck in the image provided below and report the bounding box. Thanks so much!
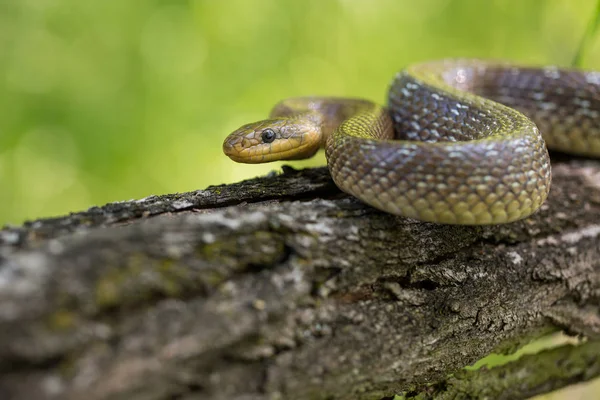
[270,96,387,148]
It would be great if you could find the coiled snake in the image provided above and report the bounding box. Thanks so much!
[223,59,600,225]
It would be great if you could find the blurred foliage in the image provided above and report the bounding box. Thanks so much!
[1,0,599,225]
[573,0,600,66]
[1,0,599,397]
[0,0,600,223]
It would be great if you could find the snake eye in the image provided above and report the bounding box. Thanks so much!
[261,129,276,143]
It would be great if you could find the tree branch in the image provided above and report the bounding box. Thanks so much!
[1,156,599,400]
[409,339,600,399]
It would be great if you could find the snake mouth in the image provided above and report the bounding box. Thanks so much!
[223,140,319,163]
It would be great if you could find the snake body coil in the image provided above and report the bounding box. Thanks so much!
[223,60,600,225]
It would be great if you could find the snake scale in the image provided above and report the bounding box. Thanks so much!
[223,59,600,225]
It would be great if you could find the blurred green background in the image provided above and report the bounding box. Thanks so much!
[1,0,599,398]
[1,0,599,227]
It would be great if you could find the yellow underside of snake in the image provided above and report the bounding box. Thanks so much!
[223,59,600,225]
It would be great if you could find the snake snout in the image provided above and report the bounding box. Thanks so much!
[222,133,246,158]
[222,135,236,152]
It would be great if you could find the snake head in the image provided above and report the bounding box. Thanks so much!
[223,117,321,163]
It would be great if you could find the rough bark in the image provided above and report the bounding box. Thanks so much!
[1,156,599,400]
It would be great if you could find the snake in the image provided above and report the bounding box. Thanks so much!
[222,59,600,225]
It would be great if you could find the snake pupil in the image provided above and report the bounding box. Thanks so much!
[261,129,276,143]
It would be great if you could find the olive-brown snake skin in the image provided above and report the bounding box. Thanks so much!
[223,59,600,225]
